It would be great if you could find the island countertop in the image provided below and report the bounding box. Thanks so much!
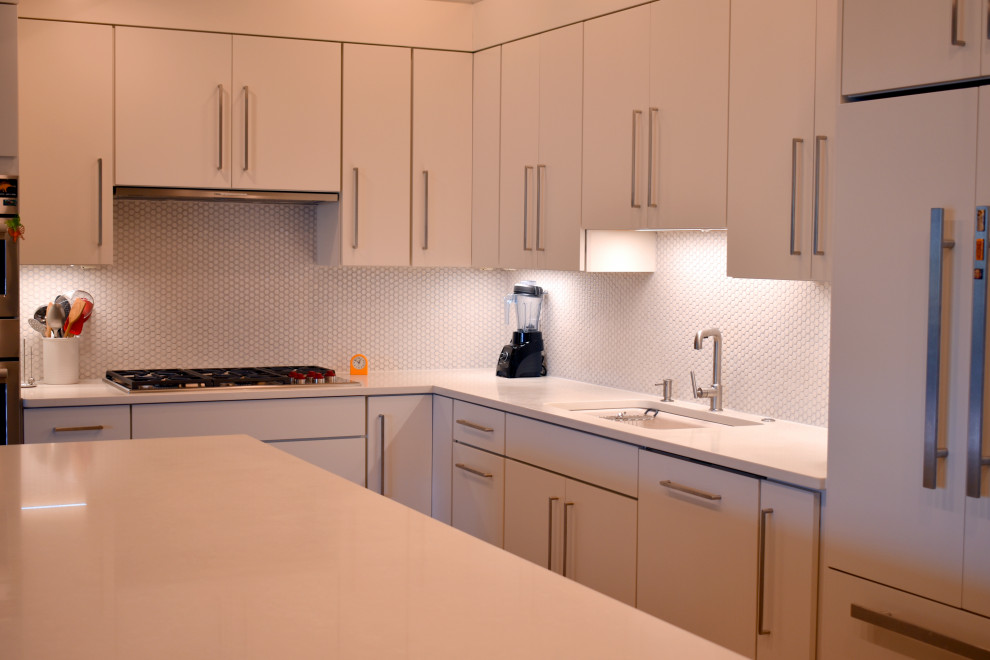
[0,434,742,659]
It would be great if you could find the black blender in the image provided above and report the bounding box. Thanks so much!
[496,280,547,378]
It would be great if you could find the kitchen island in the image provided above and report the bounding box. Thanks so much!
[0,434,742,659]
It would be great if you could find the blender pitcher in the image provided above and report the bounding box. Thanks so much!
[497,281,547,378]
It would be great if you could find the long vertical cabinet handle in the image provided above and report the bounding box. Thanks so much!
[547,496,559,571]
[757,508,774,636]
[953,0,968,46]
[813,136,827,256]
[242,86,250,171]
[562,502,574,578]
[647,107,659,208]
[631,111,643,208]
[924,208,955,489]
[968,207,990,498]
[790,138,804,255]
[523,166,534,251]
[422,170,430,250]
[536,165,546,251]
[378,413,386,496]
[217,84,224,171]
[352,167,360,249]
[986,0,990,39]
[97,158,103,247]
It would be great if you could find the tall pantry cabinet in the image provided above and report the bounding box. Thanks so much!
[822,88,990,655]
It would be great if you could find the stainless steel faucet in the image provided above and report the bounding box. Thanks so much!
[690,328,723,412]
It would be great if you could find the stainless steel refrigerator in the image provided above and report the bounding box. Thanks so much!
[0,174,19,445]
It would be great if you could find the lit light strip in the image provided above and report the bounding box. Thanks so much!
[20,502,87,510]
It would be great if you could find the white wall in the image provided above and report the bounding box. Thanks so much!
[16,0,474,50]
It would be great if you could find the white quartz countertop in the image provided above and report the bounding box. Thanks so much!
[22,369,827,490]
[0,435,744,660]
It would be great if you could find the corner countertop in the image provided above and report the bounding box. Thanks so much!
[22,369,827,490]
[0,435,744,660]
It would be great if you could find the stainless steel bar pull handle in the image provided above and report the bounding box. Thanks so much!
[790,138,803,255]
[924,208,954,489]
[813,136,827,256]
[352,167,360,249]
[97,158,103,247]
[455,419,494,433]
[850,604,990,659]
[647,107,659,208]
[217,84,224,171]
[454,463,492,479]
[536,165,546,251]
[54,425,105,433]
[631,110,643,208]
[968,206,990,498]
[242,86,249,171]
[378,413,386,496]
[422,170,430,250]
[659,479,722,501]
[523,166,534,251]
[757,508,773,636]
[953,0,968,46]
[562,501,574,578]
[547,496,559,570]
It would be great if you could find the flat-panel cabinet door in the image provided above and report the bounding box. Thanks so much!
[232,36,341,192]
[504,458,564,571]
[841,0,985,97]
[582,5,651,230]
[637,449,759,658]
[341,44,411,266]
[18,19,114,266]
[367,395,432,516]
[828,89,977,606]
[498,35,540,269]
[536,23,583,271]
[471,47,501,269]
[646,0,728,230]
[451,441,505,547]
[115,27,232,189]
[412,49,472,267]
[24,405,130,443]
[726,0,817,280]
[267,438,365,487]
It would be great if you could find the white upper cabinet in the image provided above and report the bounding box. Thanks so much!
[471,47,501,269]
[0,4,17,161]
[842,0,990,96]
[411,49,472,267]
[231,36,341,192]
[116,27,341,192]
[341,44,411,267]
[116,28,231,190]
[726,0,837,281]
[582,0,729,231]
[499,24,583,271]
[18,20,114,265]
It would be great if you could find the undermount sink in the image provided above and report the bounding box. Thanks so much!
[547,400,763,430]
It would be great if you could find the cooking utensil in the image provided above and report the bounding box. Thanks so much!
[43,303,53,338]
[54,294,70,319]
[66,299,93,336]
[63,298,85,336]
[47,301,65,338]
[28,317,47,335]
[65,289,95,305]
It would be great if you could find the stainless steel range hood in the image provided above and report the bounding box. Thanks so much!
[114,186,338,204]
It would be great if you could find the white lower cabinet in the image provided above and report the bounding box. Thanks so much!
[504,457,637,606]
[366,395,433,516]
[451,441,504,547]
[24,405,130,443]
[266,438,365,487]
[637,450,820,659]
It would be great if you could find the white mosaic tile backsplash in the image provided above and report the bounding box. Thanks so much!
[20,201,830,426]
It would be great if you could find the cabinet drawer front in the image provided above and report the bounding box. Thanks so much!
[505,415,637,497]
[637,449,760,657]
[24,405,130,443]
[451,441,505,547]
[132,397,365,441]
[452,400,505,453]
[820,568,990,659]
[266,438,365,487]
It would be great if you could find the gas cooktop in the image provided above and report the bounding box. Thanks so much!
[104,366,360,392]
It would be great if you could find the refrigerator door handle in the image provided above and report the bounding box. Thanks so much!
[968,206,990,498]
[924,208,954,489]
